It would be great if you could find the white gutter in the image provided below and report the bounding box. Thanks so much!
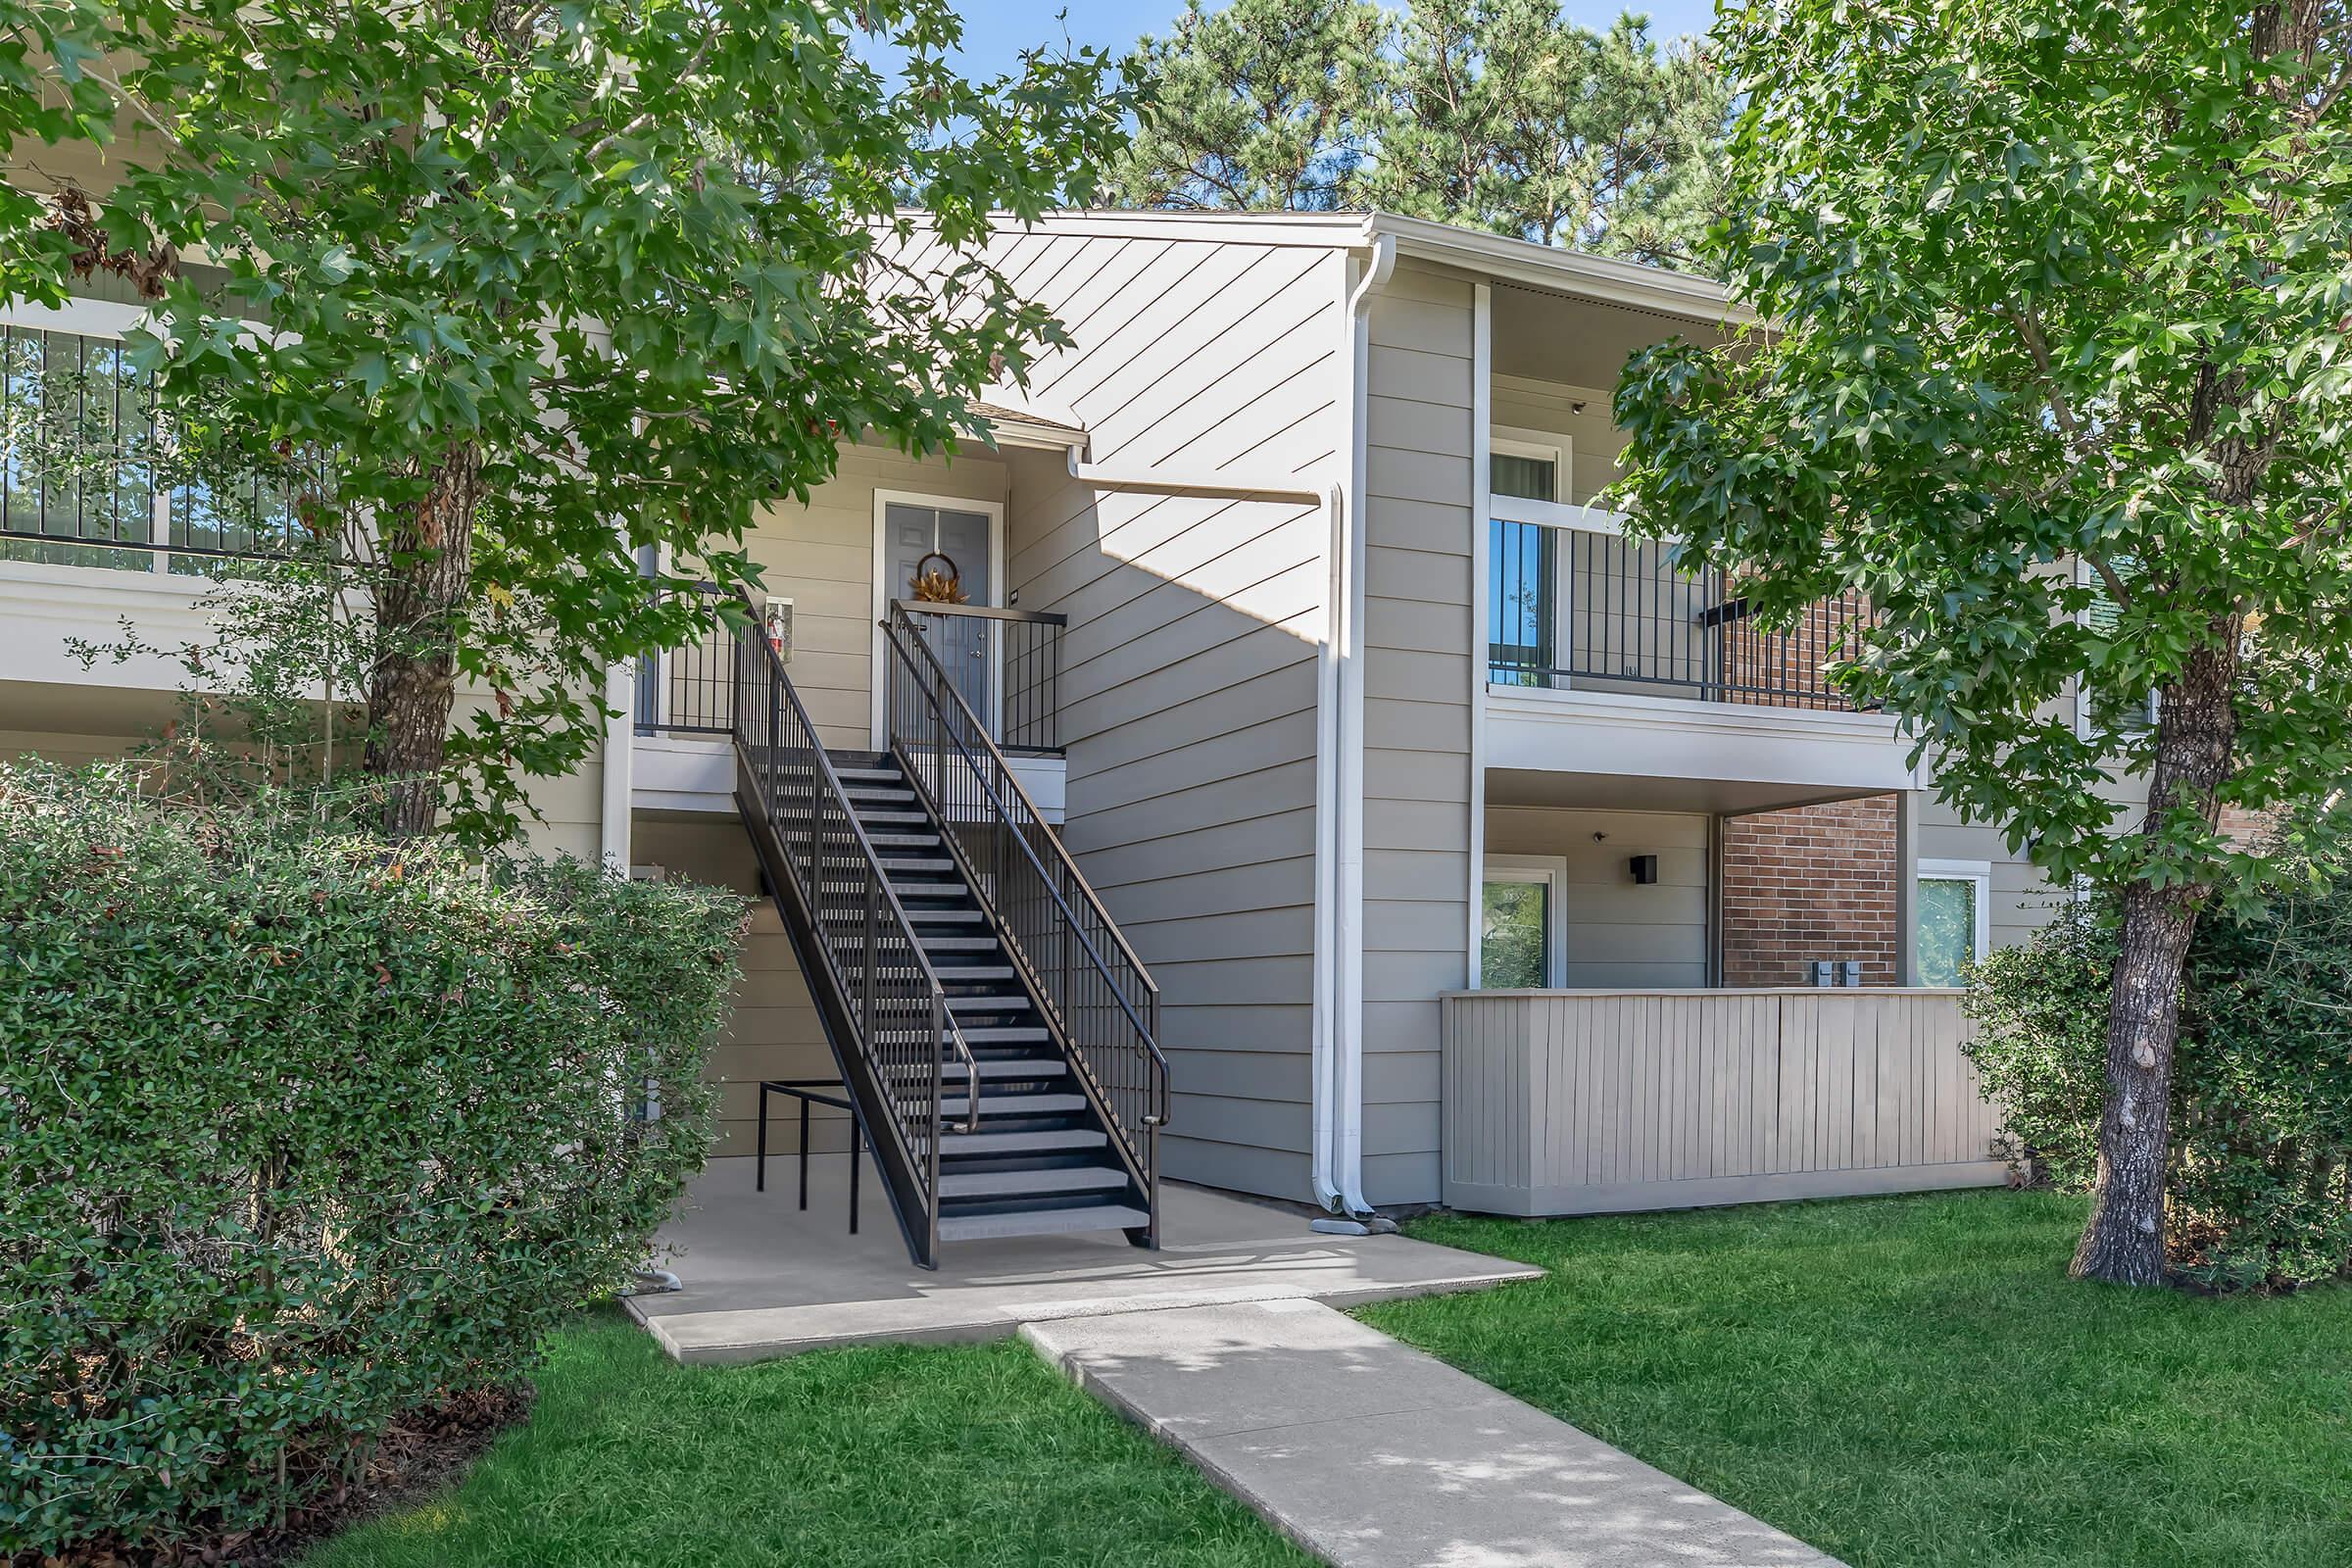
[1309,233,1396,1218]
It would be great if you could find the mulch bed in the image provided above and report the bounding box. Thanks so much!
[21,1385,532,1568]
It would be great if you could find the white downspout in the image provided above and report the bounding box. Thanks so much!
[1317,233,1395,1218]
[600,663,633,871]
[1062,444,1342,1202]
[1062,226,1390,1220]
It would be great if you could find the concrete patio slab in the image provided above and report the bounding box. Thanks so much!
[629,1155,1544,1364]
[1024,1298,1845,1568]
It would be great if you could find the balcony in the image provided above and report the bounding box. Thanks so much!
[1483,503,1915,810]
[1488,508,1878,710]
[631,592,1071,819]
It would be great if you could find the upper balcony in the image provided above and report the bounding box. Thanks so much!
[1481,497,1917,811]
[630,591,1071,820]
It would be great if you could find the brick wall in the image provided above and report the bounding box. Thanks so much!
[1720,794,1900,987]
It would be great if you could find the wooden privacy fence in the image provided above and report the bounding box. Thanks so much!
[1441,989,2007,1216]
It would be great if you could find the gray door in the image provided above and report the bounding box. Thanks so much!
[884,501,994,726]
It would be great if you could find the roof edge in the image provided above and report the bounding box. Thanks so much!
[902,207,1752,324]
[1365,213,1749,325]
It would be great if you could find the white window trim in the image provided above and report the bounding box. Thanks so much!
[1917,857,1992,968]
[2074,557,2158,736]
[1490,429,1566,506]
[868,487,1006,749]
[1480,853,1568,989]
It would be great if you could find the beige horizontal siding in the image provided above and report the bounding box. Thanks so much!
[1486,808,1712,987]
[633,814,838,1160]
[737,442,1006,753]
[1357,263,1481,1205]
[1442,989,2006,1215]
[998,231,1348,1201]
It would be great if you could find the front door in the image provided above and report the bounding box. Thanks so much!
[882,499,996,730]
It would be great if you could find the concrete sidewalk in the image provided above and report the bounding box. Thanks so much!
[630,1159,1543,1362]
[1024,1298,1843,1568]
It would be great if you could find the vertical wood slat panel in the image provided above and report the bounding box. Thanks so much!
[1439,989,2004,1214]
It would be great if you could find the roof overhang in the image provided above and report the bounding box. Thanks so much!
[965,396,1086,453]
[1363,213,1753,329]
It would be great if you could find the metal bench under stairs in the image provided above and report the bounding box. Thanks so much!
[729,600,1168,1268]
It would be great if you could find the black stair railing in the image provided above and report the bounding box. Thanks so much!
[730,600,979,1267]
[880,605,1168,1225]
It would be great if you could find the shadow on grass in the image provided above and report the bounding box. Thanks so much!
[1360,1189,2352,1568]
[302,1310,1310,1568]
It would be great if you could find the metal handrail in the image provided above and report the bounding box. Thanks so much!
[882,606,1171,1140]
[884,611,1162,1007]
[891,599,1069,627]
[731,602,981,1152]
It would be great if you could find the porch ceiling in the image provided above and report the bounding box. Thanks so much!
[1484,765,1888,816]
[1492,282,1731,389]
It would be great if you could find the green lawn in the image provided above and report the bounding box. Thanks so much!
[304,1315,1309,1568]
[1360,1190,2352,1568]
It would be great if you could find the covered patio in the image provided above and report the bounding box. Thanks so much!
[630,1157,1544,1364]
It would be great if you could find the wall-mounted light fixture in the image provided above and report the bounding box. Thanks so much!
[1629,854,1658,885]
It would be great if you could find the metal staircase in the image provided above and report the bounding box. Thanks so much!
[729,597,1166,1267]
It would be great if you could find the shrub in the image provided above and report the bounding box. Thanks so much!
[1964,887,2352,1289]
[0,762,745,1556]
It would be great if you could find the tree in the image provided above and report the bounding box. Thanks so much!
[1111,0,1387,211]
[5,0,1133,845]
[1111,0,1730,270]
[1612,0,2352,1285]
[1370,3,1730,266]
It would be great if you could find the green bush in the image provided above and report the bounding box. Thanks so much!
[0,763,744,1556]
[1964,888,2352,1289]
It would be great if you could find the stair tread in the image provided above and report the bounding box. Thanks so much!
[906,908,985,921]
[942,1128,1108,1153]
[939,1165,1129,1199]
[937,1204,1152,1243]
[940,1092,1087,1117]
[953,1057,1070,1080]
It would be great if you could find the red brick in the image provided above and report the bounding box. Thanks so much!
[1721,794,1899,987]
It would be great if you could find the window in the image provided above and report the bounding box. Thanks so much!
[1,317,317,573]
[1488,516,1556,683]
[1490,435,1561,504]
[1480,856,1566,989]
[1916,858,1991,986]
[2078,557,2158,735]
[2,324,156,569]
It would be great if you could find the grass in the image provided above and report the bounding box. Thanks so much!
[303,1313,1310,1568]
[1358,1190,2352,1568]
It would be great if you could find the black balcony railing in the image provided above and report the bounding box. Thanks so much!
[1489,518,1880,711]
[2,323,322,571]
[635,580,733,736]
[892,601,1066,756]
[633,588,1070,751]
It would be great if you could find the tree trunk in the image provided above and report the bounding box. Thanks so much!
[363,446,482,837]
[2072,631,2240,1284]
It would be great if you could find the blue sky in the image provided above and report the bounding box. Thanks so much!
[888,1,1721,80]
